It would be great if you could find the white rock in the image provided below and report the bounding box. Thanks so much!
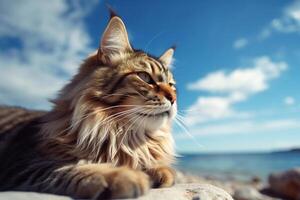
[0,184,233,200]
[137,184,233,200]
[233,187,280,200]
[0,192,71,200]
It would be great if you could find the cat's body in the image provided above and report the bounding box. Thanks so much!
[0,14,177,199]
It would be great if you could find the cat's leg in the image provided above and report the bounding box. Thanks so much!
[29,163,150,199]
[146,166,176,188]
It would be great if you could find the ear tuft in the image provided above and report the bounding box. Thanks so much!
[159,48,175,67]
[170,45,177,51]
[106,4,118,19]
[100,16,132,59]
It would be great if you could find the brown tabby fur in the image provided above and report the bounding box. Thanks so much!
[0,13,177,199]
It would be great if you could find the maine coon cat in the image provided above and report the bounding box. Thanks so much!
[0,13,177,199]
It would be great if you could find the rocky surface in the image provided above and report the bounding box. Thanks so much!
[176,170,284,200]
[0,184,233,200]
[176,168,300,200]
[233,187,281,200]
[268,168,300,200]
[138,183,233,200]
[1,168,299,200]
[0,192,71,200]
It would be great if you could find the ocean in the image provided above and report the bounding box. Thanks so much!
[176,151,300,182]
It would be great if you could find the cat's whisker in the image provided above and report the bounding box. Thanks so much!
[68,107,136,132]
[116,107,155,153]
[56,111,97,136]
[175,113,192,132]
[84,111,140,147]
[101,107,148,135]
[174,117,204,148]
[175,113,188,123]
[75,105,146,130]
[175,111,191,120]
[144,30,165,52]
[101,93,139,99]
[175,113,192,126]
[64,107,132,135]
[116,113,146,157]
[115,115,140,152]
[78,105,158,144]
[102,108,144,137]
[92,105,168,129]
[97,107,146,127]
[177,108,205,114]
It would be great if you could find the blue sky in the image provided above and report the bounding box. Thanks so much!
[1,0,300,153]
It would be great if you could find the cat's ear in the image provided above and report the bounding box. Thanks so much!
[159,47,175,67]
[100,16,133,61]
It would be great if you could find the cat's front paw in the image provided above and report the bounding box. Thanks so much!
[69,165,150,199]
[147,166,175,188]
[96,167,150,199]
[75,172,108,199]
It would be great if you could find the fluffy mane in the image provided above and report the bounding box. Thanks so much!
[39,52,176,169]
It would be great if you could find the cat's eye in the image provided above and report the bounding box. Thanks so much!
[169,82,176,87]
[137,72,154,84]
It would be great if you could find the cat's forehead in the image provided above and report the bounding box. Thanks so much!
[130,53,166,71]
[114,51,174,82]
[136,53,174,82]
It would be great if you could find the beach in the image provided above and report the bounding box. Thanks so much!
[176,150,300,182]
[176,150,300,200]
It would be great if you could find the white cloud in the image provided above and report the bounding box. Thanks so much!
[185,96,233,125]
[184,94,250,125]
[260,0,300,39]
[187,56,287,94]
[185,56,287,125]
[287,0,300,21]
[284,96,296,106]
[176,118,300,137]
[0,0,98,109]
[233,38,248,49]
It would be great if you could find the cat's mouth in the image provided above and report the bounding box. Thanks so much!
[136,111,170,118]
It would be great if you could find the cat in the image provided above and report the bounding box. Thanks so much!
[0,12,177,199]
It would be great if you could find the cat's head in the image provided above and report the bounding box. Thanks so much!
[63,15,177,133]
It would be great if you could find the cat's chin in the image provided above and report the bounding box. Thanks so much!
[145,114,169,132]
[133,112,169,132]
[131,104,177,132]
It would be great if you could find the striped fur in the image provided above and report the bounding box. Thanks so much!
[0,15,177,199]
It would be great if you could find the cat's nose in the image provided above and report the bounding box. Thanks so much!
[166,93,176,105]
[157,83,176,105]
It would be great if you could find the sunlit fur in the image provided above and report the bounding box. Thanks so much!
[40,50,177,169]
[0,15,177,198]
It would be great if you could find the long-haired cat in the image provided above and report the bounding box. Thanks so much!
[0,12,177,199]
